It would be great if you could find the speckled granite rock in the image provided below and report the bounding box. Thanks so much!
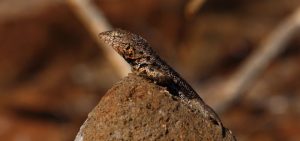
[75,73,236,141]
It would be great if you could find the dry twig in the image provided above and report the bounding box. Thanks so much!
[185,0,206,18]
[0,0,62,21]
[208,8,300,112]
[67,0,130,77]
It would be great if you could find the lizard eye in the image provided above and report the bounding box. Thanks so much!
[139,63,148,68]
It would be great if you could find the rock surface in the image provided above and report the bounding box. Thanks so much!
[75,73,236,141]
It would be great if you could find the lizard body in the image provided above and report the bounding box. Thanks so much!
[99,29,225,134]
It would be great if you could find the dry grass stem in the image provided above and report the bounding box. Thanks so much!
[0,0,62,21]
[211,8,300,112]
[185,0,206,18]
[67,0,130,77]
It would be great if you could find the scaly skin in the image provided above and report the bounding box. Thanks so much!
[99,29,226,136]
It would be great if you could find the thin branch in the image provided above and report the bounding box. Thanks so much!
[208,8,300,112]
[0,0,62,22]
[67,0,130,77]
[185,0,206,19]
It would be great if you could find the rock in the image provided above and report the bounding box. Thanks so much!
[75,73,236,141]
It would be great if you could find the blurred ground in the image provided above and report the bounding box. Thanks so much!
[0,0,299,141]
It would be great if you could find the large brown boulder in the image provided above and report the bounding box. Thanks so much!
[75,73,236,141]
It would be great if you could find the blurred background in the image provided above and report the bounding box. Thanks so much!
[0,0,300,140]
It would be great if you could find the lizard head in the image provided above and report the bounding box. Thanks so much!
[98,29,154,63]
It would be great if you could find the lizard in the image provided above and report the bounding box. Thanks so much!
[98,29,227,136]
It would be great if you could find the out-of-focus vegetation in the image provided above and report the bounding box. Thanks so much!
[0,0,299,140]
